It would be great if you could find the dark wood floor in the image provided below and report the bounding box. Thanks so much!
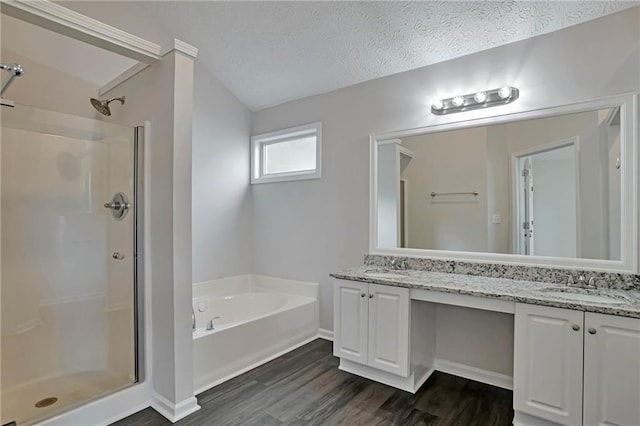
[113,339,513,426]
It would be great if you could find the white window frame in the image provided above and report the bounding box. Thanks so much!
[251,122,322,184]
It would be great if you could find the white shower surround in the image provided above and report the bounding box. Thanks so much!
[192,275,319,394]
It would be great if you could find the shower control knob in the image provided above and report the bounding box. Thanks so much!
[112,252,125,260]
[104,192,130,221]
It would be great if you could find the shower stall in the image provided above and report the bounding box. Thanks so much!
[0,102,143,425]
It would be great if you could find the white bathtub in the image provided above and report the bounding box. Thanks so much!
[192,275,318,394]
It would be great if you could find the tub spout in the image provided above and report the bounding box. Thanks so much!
[206,316,220,331]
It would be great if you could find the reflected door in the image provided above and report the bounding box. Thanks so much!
[516,142,577,258]
[0,103,139,425]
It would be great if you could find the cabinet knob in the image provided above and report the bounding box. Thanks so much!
[360,293,366,298]
[572,324,580,331]
[588,328,597,335]
[368,294,374,298]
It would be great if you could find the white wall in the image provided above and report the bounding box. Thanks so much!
[192,63,253,282]
[0,50,103,119]
[435,305,514,377]
[252,8,640,330]
[401,128,489,252]
[486,125,511,254]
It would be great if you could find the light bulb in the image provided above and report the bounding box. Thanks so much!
[432,99,444,110]
[452,96,465,107]
[498,86,512,99]
[474,91,487,103]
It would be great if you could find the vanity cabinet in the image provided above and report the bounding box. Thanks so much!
[583,312,640,426]
[514,304,640,426]
[333,279,410,377]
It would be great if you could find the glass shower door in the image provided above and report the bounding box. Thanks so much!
[0,103,138,425]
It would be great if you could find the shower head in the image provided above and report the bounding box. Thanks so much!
[90,96,125,116]
[1,63,24,96]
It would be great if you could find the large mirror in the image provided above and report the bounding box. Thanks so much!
[372,95,637,271]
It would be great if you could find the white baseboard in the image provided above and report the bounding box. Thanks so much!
[317,328,334,341]
[151,393,200,423]
[434,359,513,390]
[194,334,319,395]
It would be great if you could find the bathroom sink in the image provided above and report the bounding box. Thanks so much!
[542,288,626,304]
[363,271,407,279]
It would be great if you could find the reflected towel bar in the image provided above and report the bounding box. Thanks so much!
[430,191,479,198]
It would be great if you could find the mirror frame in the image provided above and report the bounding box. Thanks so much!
[369,93,638,274]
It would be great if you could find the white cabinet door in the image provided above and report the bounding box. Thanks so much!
[367,283,410,376]
[514,304,584,425]
[583,313,640,426]
[333,279,369,363]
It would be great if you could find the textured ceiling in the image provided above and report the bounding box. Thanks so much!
[137,1,637,110]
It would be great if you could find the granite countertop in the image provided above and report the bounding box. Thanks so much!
[331,267,640,319]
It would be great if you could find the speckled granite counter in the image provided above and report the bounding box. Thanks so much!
[331,267,640,319]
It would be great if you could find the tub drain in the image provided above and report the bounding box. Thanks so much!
[35,397,58,408]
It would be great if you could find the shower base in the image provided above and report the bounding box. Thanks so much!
[1,370,132,425]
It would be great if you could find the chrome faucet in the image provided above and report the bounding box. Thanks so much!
[567,275,598,289]
[206,316,220,331]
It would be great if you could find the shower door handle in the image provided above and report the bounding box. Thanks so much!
[112,252,125,260]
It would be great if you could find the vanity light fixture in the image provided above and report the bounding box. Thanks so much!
[451,95,465,107]
[473,91,487,103]
[431,86,519,115]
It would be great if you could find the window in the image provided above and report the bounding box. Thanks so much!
[251,122,322,184]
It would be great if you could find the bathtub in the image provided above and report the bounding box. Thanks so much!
[192,275,318,394]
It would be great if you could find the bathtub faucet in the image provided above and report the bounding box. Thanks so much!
[206,316,220,331]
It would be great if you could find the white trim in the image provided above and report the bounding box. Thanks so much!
[160,39,199,58]
[317,328,334,341]
[378,138,402,146]
[193,335,319,395]
[151,393,200,423]
[513,411,560,426]
[369,93,639,274]
[434,359,513,390]
[1,0,162,64]
[251,121,322,184]
[100,62,150,96]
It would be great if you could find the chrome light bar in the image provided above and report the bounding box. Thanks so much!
[431,86,519,115]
